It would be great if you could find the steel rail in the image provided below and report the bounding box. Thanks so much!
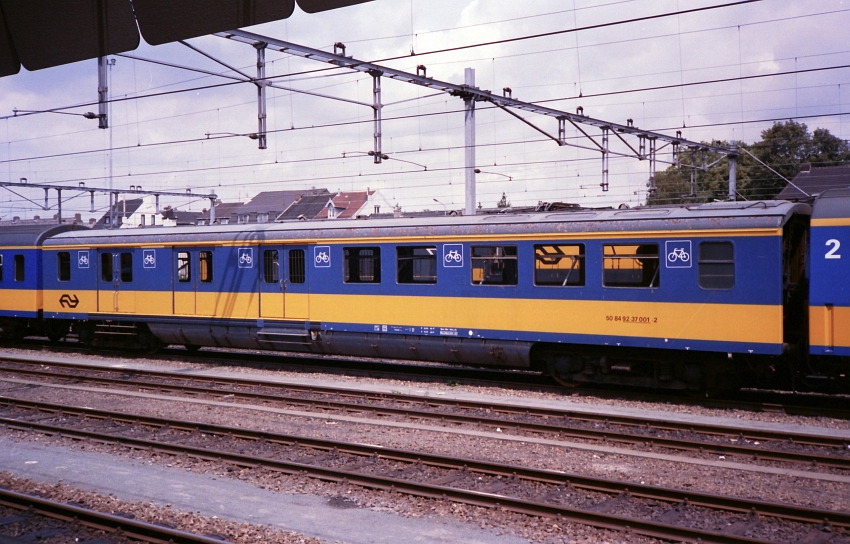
[0,487,230,544]
[1,364,847,469]
[1,355,843,447]
[0,396,847,541]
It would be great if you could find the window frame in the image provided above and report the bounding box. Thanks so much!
[470,245,518,286]
[263,249,280,284]
[698,241,735,290]
[288,249,306,284]
[602,243,660,288]
[177,251,191,283]
[13,254,24,282]
[58,252,71,282]
[344,247,381,284]
[101,253,113,282]
[396,246,437,285]
[120,252,133,283]
[199,251,213,283]
[533,244,585,287]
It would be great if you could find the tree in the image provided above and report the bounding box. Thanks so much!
[646,121,850,205]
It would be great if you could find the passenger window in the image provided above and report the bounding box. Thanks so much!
[397,246,437,284]
[289,249,306,284]
[199,251,213,283]
[699,242,734,289]
[534,244,584,286]
[603,244,660,288]
[263,250,280,283]
[344,247,381,283]
[101,253,113,282]
[58,252,71,281]
[0,254,3,282]
[14,255,24,282]
[120,253,133,282]
[177,252,190,282]
[471,246,518,285]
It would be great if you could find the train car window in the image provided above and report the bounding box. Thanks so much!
[603,244,660,288]
[263,250,280,283]
[0,255,3,282]
[471,246,518,285]
[177,252,191,282]
[120,253,133,282]
[199,251,213,283]
[58,252,71,281]
[101,253,113,282]
[534,244,584,286]
[14,255,24,282]
[698,242,734,289]
[289,250,306,284]
[344,247,381,283]
[397,246,437,284]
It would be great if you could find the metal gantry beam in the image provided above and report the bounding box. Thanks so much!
[215,28,735,156]
[0,180,217,227]
[213,28,739,203]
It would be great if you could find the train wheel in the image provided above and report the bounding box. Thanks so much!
[46,322,69,344]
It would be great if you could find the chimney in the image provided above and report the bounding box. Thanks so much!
[89,218,96,225]
[74,213,82,223]
[801,163,812,173]
[33,215,39,220]
[12,216,19,222]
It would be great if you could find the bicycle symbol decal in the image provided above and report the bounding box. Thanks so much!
[77,251,90,269]
[665,240,692,268]
[237,248,254,269]
[143,249,156,269]
[443,244,464,267]
[314,246,331,268]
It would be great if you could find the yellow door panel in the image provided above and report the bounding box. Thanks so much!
[260,292,284,319]
[285,293,308,320]
[174,291,195,315]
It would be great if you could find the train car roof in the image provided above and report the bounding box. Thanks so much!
[0,223,89,248]
[43,199,810,246]
[811,188,850,219]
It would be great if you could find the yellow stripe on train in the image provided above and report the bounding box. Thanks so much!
[43,289,783,346]
[0,289,43,312]
[809,305,850,349]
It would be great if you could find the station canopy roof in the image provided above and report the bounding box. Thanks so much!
[0,0,370,77]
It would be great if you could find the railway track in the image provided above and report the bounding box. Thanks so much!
[0,396,846,544]
[0,486,229,543]
[8,340,850,420]
[1,357,848,472]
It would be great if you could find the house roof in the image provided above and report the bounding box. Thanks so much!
[776,165,850,200]
[94,198,144,229]
[200,202,244,221]
[237,189,329,215]
[276,193,333,221]
[329,190,375,219]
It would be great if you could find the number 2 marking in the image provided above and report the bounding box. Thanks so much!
[825,239,841,259]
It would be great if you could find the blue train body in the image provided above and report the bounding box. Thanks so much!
[1,195,847,392]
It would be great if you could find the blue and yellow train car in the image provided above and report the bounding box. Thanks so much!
[0,223,88,341]
[809,189,850,362]
[40,199,811,391]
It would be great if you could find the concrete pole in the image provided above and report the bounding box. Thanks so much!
[729,140,737,201]
[464,68,476,215]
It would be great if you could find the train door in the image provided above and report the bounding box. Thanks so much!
[259,246,308,320]
[97,250,135,313]
[172,248,215,316]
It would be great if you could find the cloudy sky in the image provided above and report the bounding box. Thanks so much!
[1,0,848,220]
